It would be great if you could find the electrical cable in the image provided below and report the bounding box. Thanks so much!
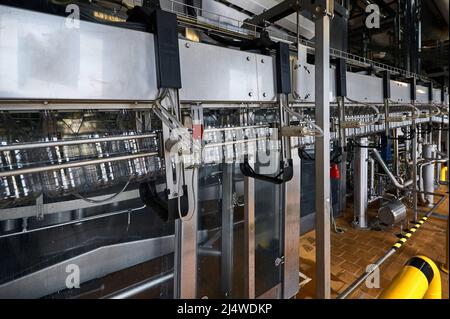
[71,177,133,204]
[345,97,382,126]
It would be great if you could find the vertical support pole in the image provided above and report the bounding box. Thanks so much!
[422,144,435,205]
[353,138,369,229]
[383,71,391,137]
[244,176,255,299]
[174,102,200,299]
[174,167,198,299]
[336,58,347,212]
[283,137,301,299]
[436,123,442,185]
[443,123,449,274]
[443,216,449,274]
[221,163,234,298]
[314,6,332,300]
[338,99,348,211]
[411,77,419,222]
[393,129,400,176]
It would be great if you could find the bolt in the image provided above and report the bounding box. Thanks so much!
[249,92,253,97]
[263,92,267,97]
[185,42,190,48]
[246,56,251,61]
[261,59,265,63]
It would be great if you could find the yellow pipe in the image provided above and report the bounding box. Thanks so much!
[441,216,449,274]
[441,166,448,182]
[380,256,441,299]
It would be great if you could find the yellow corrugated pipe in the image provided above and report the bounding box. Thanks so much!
[380,256,441,299]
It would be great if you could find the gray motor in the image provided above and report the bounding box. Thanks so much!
[378,199,407,225]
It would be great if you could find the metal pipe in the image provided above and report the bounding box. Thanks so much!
[337,192,446,299]
[422,144,437,204]
[412,121,419,221]
[436,124,442,184]
[353,138,369,229]
[0,152,158,178]
[314,9,332,299]
[369,157,375,198]
[442,215,449,274]
[204,125,268,133]
[107,272,174,299]
[0,134,157,152]
[384,98,390,136]
[418,158,448,203]
[370,149,413,190]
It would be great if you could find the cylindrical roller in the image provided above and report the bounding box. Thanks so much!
[353,138,369,229]
[378,199,407,225]
[422,144,436,205]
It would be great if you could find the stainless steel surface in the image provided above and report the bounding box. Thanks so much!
[0,235,174,299]
[353,138,369,229]
[412,117,419,222]
[0,204,145,238]
[314,12,331,300]
[174,166,198,299]
[0,6,158,101]
[283,137,301,299]
[378,199,407,225]
[422,144,436,205]
[221,164,234,298]
[0,134,157,152]
[244,176,255,299]
[0,189,140,222]
[108,272,174,299]
[370,149,414,190]
[0,152,159,178]
[178,40,275,102]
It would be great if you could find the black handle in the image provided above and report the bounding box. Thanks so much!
[239,159,293,184]
[139,181,189,222]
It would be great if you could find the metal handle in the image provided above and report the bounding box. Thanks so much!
[239,159,293,184]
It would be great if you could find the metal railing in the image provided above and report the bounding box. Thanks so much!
[166,0,432,83]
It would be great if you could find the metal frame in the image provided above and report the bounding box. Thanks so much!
[244,176,255,299]
[314,2,332,299]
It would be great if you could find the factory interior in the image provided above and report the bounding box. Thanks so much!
[0,0,449,301]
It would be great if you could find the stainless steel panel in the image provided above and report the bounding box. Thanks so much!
[390,81,411,103]
[179,40,274,102]
[353,138,369,229]
[0,6,159,101]
[347,73,383,103]
[0,235,174,299]
[0,190,140,221]
[294,62,336,103]
[283,145,300,299]
[174,167,198,299]
[244,176,255,299]
[416,85,429,104]
[256,56,277,102]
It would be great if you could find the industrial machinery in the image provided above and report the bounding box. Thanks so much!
[0,0,448,299]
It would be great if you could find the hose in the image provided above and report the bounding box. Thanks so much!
[345,97,382,126]
[283,105,324,137]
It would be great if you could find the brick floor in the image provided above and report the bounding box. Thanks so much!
[297,187,449,299]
